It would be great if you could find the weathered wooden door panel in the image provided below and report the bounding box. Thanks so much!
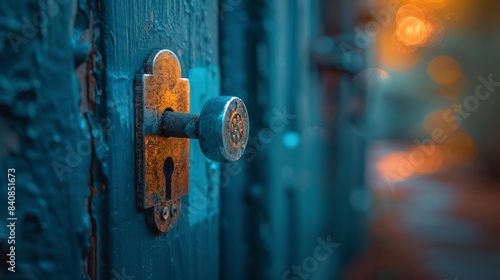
[95,1,221,279]
[3,1,355,280]
[1,1,92,279]
[0,1,221,279]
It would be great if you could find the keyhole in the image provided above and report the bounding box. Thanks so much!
[163,157,174,200]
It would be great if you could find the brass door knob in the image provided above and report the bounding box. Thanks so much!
[160,96,249,163]
[135,49,249,233]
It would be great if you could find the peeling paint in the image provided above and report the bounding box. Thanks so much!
[100,0,220,279]
[0,0,91,279]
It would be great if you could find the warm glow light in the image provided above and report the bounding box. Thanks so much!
[376,151,413,182]
[421,110,477,166]
[422,17,444,46]
[397,16,430,46]
[393,4,444,49]
[422,109,458,136]
[375,145,446,182]
[427,56,462,85]
[377,31,420,69]
[396,4,426,24]
[375,0,449,69]
[414,0,450,9]
[413,146,445,174]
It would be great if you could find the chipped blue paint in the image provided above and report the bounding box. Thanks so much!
[0,0,91,279]
[99,1,221,279]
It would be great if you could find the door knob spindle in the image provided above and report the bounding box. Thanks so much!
[160,96,249,163]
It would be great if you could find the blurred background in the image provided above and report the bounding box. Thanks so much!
[1,0,500,279]
[221,0,500,279]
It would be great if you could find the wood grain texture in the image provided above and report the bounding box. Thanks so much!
[97,0,220,279]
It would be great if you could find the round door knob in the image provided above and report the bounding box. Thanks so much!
[160,96,249,163]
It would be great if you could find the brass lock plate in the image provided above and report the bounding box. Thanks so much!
[135,50,190,233]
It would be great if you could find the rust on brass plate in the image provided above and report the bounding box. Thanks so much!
[135,50,189,233]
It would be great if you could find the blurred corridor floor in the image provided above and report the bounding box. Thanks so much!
[348,141,500,280]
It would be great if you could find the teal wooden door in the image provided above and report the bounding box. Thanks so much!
[97,1,221,279]
[0,0,221,279]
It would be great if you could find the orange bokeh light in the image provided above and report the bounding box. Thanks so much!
[422,109,458,136]
[375,145,446,183]
[414,0,450,10]
[414,146,445,174]
[393,4,444,49]
[396,4,426,24]
[377,31,420,69]
[427,56,462,85]
[376,151,413,182]
[397,16,430,46]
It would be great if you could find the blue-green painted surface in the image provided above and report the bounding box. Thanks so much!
[99,1,221,279]
[0,1,91,279]
[1,1,221,279]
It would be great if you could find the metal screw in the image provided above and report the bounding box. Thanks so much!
[170,204,178,217]
[160,96,249,163]
[161,206,169,220]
